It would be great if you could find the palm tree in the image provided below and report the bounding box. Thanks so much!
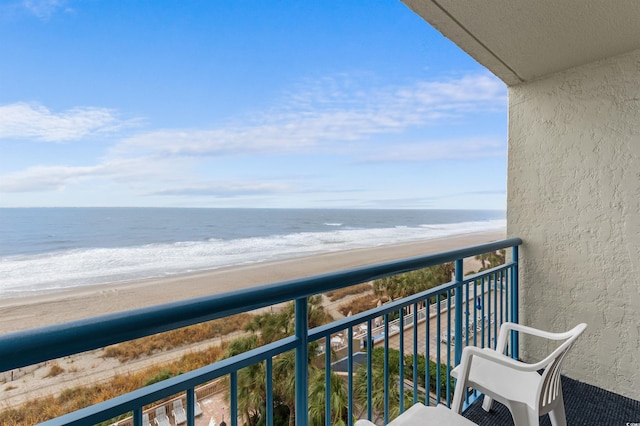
[373,264,454,301]
[487,249,506,268]
[474,252,491,269]
[307,368,349,426]
[226,297,340,426]
[272,350,298,426]
[245,296,331,344]
[475,250,506,272]
[353,348,453,423]
[223,336,265,423]
[353,348,411,423]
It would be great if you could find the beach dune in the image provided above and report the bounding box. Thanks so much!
[0,230,505,335]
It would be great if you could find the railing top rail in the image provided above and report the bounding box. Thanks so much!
[0,237,521,372]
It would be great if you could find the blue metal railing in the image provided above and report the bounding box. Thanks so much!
[0,238,521,425]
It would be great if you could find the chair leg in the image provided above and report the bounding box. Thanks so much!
[548,391,567,426]
[507,402,539,426]
[481,395,494,412]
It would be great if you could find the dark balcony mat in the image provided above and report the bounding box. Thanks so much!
[462,375,640,425]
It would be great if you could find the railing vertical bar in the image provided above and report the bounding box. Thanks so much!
[366,318,372,420]
[399,308,405,413]
[500,269,505,327]
[324,335,330,426]
[468,280,478,346]
[511,246,519,360]
[295,298,309,426]
[425,298,431,406]
[493,272,498,349]
[132,408,142,426]
[454,259,463,367]
[464,280,471,407]
[267,358,274,426]
[446,289,452,407]
[435,294,441,404]
[384,313,390,424]
[187,388,195,426]
[500,269,505,326]
[481,276,486,348]
[412,302,418,405]
[505,266,510,336]
[465,280,470,348]
[487,274,492,348]
[348,326,354,426]
[230,372,238,426]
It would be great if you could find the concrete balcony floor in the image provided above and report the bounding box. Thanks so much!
[462,375,640,425]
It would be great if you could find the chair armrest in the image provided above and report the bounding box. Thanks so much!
[462,346,546,372]
[501,322,583,339]
[495,322,587,355]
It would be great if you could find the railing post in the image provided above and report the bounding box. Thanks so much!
[295,298,309,426]
[266,358,274,426]
[132,408,142,426]
[230,373,238,426]
[510,245,519,360]
[454,258,463,366]
[186,388,195,426]
[383,314,390,424]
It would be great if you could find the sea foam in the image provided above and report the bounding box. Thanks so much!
[0,219,505,297]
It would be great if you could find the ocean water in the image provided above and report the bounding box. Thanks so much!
[0,208,505,298]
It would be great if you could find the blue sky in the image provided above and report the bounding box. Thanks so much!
[0,0,507,209]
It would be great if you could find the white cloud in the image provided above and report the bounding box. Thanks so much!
[0,102,134,142]
[359,137,506,162]
[148,181,292,198]
[401,74,506,106]
[22,0,70,20]
[0,164,104,192]
[0,156,193,192]
[0,73,507,199]
[111,73,506,158]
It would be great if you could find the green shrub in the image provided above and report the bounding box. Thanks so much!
[144,369,177,386]
[357,347,454,402]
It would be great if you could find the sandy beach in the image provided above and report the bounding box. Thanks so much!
[0,230,506,415]
[0,230,505,335]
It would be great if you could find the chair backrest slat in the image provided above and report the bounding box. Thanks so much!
[537,323,586,411]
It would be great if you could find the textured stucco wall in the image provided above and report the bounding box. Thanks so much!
[507,49,640,399]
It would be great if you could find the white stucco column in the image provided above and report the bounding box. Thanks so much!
[507,49,640,398]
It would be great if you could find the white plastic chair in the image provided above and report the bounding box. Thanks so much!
[354,403,477,425]
[450,322,587,426]
[154,406,171,426]
[194,398,203,417]
[172,399,187,425]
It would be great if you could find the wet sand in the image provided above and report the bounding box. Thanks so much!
[0,230,505,334]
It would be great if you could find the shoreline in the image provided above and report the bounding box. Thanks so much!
[0,230,505,334]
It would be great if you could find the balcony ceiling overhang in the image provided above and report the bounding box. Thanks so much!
[402,0,640,85]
